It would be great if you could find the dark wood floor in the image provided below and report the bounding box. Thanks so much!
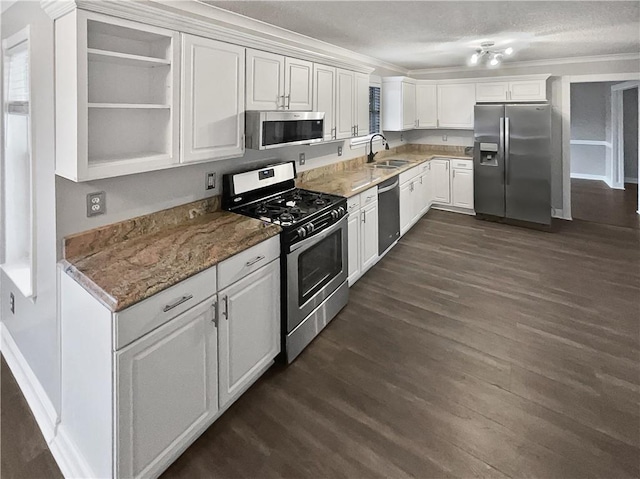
[572,178,640,229]
[3,210,639,478]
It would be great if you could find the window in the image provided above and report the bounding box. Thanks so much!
[2,27,34,298]
[369,85,381,135]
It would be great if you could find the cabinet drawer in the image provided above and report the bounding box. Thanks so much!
[114,266,217,350]
[347,195,361,214]
[399,165,420,185]
[451,159,473,170]
[360,186,378,206]
[218,235,280,290]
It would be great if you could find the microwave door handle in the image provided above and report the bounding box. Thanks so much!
[290,216,347,253]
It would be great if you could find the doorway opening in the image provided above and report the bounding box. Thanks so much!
[567,79,639,229]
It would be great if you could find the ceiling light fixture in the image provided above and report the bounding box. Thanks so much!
[470,42,514,67]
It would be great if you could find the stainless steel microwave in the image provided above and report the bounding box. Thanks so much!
[245,111,325,150]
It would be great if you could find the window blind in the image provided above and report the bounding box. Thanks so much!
[5,41,29,113]
[369,86,380,135]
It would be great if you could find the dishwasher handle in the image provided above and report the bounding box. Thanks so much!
[378,179,399,194]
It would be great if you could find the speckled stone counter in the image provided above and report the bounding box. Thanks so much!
[62,197,281,312]
[298,145,472,198]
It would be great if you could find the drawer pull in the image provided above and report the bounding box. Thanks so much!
[245,255,265,267]
[163,294,193,312]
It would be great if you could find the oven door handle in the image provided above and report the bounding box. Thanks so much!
[290,216,348,253]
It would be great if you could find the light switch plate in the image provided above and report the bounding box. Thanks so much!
[299,153,305,165]
[206,172,216,190]
[338,146,343,156]
[87,192,106,217]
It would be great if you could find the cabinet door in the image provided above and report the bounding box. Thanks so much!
[285,57,313,110]
[437,83,475,128]
[402,81,417,130]
[416,171,430,217]
[355,72,370,136]
[218,260,280,408]
[246,49,285,110]
[360,201,379,272]
[313,64,336,141]
[452,168,474,209]
[116,299,218,479]
[416,83,437,128]
[347,210,361,285]
[475,82,509,102]
[336,69,355,139]
[509,80,546,101]
[431,159,451,204]
[399,181,413,236]
[181,35,244,164]
[425,163,434,208]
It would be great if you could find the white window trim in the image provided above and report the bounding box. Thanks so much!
[351,78,383,149]
[1,26,36,300]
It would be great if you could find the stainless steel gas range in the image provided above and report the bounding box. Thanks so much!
[222,162,349,362]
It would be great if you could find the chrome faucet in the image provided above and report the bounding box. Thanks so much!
[367,133,390,163]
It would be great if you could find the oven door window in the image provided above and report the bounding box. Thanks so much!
[298,230,343,305]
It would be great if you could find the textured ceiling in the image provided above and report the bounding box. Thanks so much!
[204,1,640,70]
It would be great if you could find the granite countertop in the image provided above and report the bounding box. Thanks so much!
[62,209,281,312]
[298,151,472,198]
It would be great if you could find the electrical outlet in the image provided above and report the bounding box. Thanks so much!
[9,292,15,314]
[400,133,404,142]
[206,172,216,190]
[338,146,343,156]
[442,135,448,142]
[87,192,106,217]
[299,153,305,165]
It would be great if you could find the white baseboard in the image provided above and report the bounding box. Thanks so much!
[0,324,59,443]
[570,173,607,182]
[50,426,97,479]
[551,208,571,220]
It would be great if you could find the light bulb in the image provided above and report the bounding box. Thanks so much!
[470,53,479,64]
[504,47,514,56]
[490,56,500,66]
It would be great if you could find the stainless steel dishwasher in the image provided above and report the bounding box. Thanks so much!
[377,176,400,254]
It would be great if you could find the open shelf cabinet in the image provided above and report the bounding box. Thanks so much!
[55,10,180,181]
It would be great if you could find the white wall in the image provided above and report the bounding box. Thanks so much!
[1,1,60,414]
[623,87,639,183]
[411,56,640,214]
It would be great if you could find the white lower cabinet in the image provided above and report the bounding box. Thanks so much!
[347,187,378,285]
[60,238,281,479]
[431,159,451,204]
[399,180,414,236]
[399,165,428,236]
[116,299,219,479]
[451,166,474,209]
[218,260,280,408]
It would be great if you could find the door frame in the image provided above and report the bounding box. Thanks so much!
[561,72,640,219]
[610,81,639,196]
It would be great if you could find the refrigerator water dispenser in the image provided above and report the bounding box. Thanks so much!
[479,142,499,166]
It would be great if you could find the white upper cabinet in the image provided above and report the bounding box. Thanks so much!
[355,72,370,136]
[437,83,476,129]
[313,64,336,141]
[336,68,355,139]
[285,57,313,110]
[246,49,285,110]
[476,76,548,102]
[55,10,180,181]
[245,49,312,110]
[181,34,244,164]
[416,83,437,128]
[475,82,509,102]
[381,77,416,131]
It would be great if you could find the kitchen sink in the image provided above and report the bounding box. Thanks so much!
[367,164,399,170]
[377,159,413,167]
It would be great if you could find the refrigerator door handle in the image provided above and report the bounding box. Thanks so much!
[505,117,510,185]
[499,116,505,183]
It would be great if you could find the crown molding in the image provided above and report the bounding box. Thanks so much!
[407,53,640,77]
[39,0,408,76]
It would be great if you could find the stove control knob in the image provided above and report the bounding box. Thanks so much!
[331,209,339,220]
[296,227,307,239]
[305,223,315,234]
[338,206,346,217]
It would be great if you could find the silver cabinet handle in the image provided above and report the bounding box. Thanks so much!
[285,94,291,109]
[222,295,229,320]
[445,162,449,170]
[361,210,366,223]
[453,170,456,178]
[279,95,285,109]
[331,126,336,139]
[163,294,193,312]
[246,255,265,267]
[420,176,423,185]
[211,300,218,326]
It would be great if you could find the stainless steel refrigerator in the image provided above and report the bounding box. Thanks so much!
[473,104,551,226]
